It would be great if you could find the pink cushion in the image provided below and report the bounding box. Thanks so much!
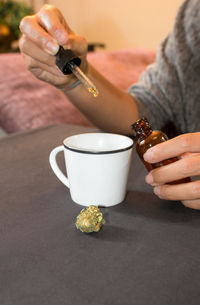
[88,48,155,90]
[0,48,155,133]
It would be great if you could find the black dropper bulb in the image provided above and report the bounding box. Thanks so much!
[56,46,81,75]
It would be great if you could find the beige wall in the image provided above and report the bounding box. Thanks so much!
[30,0,184,51]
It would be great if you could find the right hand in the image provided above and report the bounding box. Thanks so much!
[19,4,88,88]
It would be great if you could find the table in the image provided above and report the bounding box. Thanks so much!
[1,124,200,305]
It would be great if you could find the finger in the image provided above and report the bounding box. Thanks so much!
[153,180,200,201]
[19,34,56,67]
[36,5,72,46]
[69,34,88,56]
[20,15,59,55]
[146,155,200,185]
[182,199,200,210]
[24,54,67,78]
[144,132,200,163]
[180,152,200,159]
[35,68,66,85]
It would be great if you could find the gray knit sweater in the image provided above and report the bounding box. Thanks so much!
[129,0,200,134]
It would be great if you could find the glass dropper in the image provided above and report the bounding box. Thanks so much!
[68,62,99,98]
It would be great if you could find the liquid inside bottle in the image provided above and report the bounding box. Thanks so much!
[131,117,190,184]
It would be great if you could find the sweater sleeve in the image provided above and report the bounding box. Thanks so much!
[128,0,200,135]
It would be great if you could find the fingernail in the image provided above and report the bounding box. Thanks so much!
[145,173,154,185]
[153,186,161,196]
[143,148,154,162]
[45,40,59,55]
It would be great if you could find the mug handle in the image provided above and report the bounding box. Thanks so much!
[49,146,69,188]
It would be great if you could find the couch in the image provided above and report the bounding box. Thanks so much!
[0,48,155,133]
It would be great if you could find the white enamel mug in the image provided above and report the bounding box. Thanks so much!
[49,133,133,207]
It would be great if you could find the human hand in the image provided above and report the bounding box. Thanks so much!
[143,132,200,210]
[19,4,88,88]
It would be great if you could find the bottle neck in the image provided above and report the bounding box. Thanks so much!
[137,128,152,140]
[131,117,153,140]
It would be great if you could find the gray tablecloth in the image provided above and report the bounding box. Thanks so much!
[1,124,200,305]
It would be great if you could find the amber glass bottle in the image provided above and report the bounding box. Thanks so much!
[132,117,190,184]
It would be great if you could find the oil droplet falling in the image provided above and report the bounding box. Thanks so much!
[88,87,99,98]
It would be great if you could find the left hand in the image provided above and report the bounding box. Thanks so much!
[143,132,200,210]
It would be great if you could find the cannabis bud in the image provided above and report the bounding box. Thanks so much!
[75,206,105,233]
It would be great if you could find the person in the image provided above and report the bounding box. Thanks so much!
[19,0,200,210]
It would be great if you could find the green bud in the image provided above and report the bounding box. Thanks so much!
[75,205,105,233]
